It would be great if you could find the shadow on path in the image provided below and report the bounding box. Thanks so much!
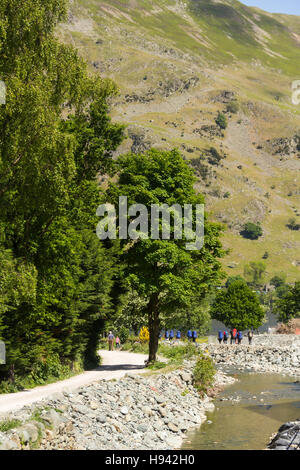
[97,364,145,372]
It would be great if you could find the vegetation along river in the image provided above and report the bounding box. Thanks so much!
[181,372,300,450]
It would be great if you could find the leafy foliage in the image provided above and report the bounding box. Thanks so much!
[104,149,226,361]
[211,280,265,330]
[193,353,215,397]
[0,0,124,385]
[241,222,263,240]
[274,282,300,323]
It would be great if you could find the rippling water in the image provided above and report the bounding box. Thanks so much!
[181,373,300,450]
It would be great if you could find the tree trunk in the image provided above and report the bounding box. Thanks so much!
[9,363,15,384]
[148,296,159,363]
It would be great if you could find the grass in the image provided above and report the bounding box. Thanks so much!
[0,419,22,433]
[59,0,300,282]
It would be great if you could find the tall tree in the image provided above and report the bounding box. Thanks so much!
[0,0,124,382]
[103,149,226,362]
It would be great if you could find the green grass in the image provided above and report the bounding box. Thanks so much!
[0,419,22,433]
[60,0,300,282]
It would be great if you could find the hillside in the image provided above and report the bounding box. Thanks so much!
[58,0,300,282]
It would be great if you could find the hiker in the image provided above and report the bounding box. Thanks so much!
[223,331,228,344]
[237,331,243,345]
[192,330,197,343]
[218,330,223,344]
[233,327,237,344]
[176,330,181,342]
[165,330,169,341]
[108,331,114,351]
[115,336,120,349]
[247,330,253,345]
[187,329,192,342]
[169,329,174,342]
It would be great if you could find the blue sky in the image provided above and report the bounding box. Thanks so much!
[240,1,300,15]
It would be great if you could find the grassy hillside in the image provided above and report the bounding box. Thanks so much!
[58,0,300,282]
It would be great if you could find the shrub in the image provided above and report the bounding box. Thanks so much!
[226,101,239,114]
[215,112,227,130]
[193,354,215,397]
[287,218,300,231]
[241,222,263,240]
[139,326,150,343]
[118,326,130,344]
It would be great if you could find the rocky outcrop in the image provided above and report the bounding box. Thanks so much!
[268,420,300,450]
[124,77,200,104]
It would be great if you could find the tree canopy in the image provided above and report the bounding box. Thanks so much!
[211,280,265,330]
[274,282,300,324]
[103,149,226,361]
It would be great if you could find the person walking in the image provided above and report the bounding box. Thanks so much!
[169,329,174,342]
[223,331,228,344]
[165,330,169,341]
[247,330,253,345]
[233,328,237,344]
[176,330,181,342]
[115,336,120,349]
[108,331,114,351]
[187,329,192,342]
[237,331,243,345]
[192,330,197,343]
[218,330,223,344]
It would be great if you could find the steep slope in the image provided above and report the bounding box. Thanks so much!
[58,0,300,282]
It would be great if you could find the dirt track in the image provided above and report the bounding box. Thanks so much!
[0,350,148,415]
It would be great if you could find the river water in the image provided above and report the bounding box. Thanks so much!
[181,372,300,450]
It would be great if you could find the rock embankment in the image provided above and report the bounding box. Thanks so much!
[268,420,300,450]
[205,334,300,378]
[0,364,234,450]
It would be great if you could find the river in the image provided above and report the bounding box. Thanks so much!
[181,372,300,450]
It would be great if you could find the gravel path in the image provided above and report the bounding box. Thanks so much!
[0,350,148,415]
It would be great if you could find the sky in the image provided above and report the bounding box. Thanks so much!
[240,0,300,15]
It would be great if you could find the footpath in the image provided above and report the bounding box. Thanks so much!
[0,350,148,415]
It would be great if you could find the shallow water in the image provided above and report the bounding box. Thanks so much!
[181,373,300,450]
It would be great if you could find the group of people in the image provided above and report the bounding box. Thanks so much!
[162,329,198,342]
[107,331,120,351]
[217,329,253,345]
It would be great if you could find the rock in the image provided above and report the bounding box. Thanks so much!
[120,406,129,415]
[168,422,179,433]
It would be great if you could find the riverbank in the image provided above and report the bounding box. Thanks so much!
[0,360,234,450]
[205,334,300,378]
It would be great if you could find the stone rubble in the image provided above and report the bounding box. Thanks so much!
[0,363,234,450]
[204,334,300,378]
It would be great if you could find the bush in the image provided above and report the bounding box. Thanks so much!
[241,222,263,240]
[193,354,216,397]
[215,112,227,130]
[158,342,197,363]
[287,218,300,231]
[139,326,150,343]
[226,101,239,114]
[118,326,130,344]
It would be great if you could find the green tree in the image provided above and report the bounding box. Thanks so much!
[241,222,263,240]
[274,282,300,323]
[104,149,226,362]
[225,275,246,287]
[244,261,266,288]
[0,0,124,383]
[270,273,286,289]
[211,280,265,330]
